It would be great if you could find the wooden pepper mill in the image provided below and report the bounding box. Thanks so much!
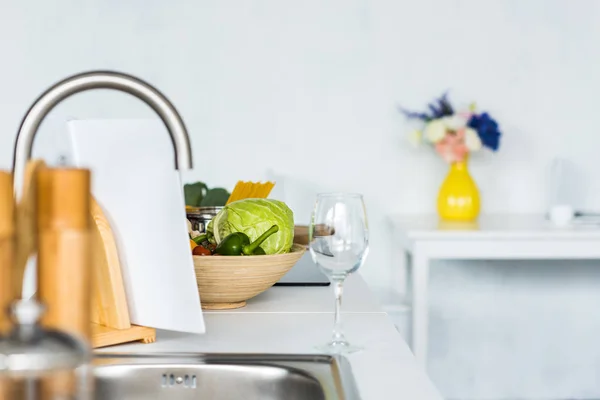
[0,172,14,335]
[0,172,14,400]
[37,168,92,342]
[36,168,93,400]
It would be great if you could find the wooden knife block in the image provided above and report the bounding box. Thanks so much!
[89,196,156,348]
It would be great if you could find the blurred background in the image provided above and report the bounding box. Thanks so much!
[1,1,599,398]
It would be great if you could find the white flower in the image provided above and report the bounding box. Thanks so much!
[424,119,446,143]
[408,129,422,147]
[442,115,468,131]
[464,127,482,151]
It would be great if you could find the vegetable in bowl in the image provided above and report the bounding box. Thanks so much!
[184,181,230,207]
[215,225,279,256]
[207,198,294,255]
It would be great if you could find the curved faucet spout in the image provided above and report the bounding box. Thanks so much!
[12,70,194,197]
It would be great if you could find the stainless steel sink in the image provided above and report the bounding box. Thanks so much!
[92,353,361,400]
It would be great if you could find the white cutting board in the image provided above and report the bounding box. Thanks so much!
[68,119,205,334]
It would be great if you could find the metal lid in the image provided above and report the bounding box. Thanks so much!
[186,206,224,218]
[0,300,90,375]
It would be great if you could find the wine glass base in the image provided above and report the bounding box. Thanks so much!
[314,341,363,355]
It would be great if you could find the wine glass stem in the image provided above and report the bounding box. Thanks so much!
[331,278,346,343]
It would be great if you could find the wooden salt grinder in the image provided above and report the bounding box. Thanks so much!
[36,168,92,342]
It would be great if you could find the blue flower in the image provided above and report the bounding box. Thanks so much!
[427,92,454,119]
[467,112,501,151]
[399,109,431,121]
[399,91,454,122]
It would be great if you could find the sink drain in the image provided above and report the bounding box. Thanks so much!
[161,373,197,388]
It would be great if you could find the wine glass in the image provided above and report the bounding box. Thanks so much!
[309,193,369,354]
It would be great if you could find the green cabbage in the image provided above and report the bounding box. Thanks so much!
[207,199,294,255]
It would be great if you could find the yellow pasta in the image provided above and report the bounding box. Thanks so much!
[226,180,276,204]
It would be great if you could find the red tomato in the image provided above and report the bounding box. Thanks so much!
[193,245,212,256]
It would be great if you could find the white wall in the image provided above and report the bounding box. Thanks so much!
[2,1,600,398]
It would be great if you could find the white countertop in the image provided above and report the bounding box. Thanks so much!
[99,273,442,400]
[203,273,384,314]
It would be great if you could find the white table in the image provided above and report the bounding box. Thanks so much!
[393,214,600,368]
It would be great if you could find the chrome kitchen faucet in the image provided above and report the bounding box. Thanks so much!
[1,71,195,394]
[12,70,194,193]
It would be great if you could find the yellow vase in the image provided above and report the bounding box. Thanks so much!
[437,158,480,222]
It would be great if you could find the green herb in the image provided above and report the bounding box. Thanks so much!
[184,181,231,207]
[200,188,230,207]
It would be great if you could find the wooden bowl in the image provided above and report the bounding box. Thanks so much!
[193,244,306,310]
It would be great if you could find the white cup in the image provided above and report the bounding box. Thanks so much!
[549,205,574,227]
